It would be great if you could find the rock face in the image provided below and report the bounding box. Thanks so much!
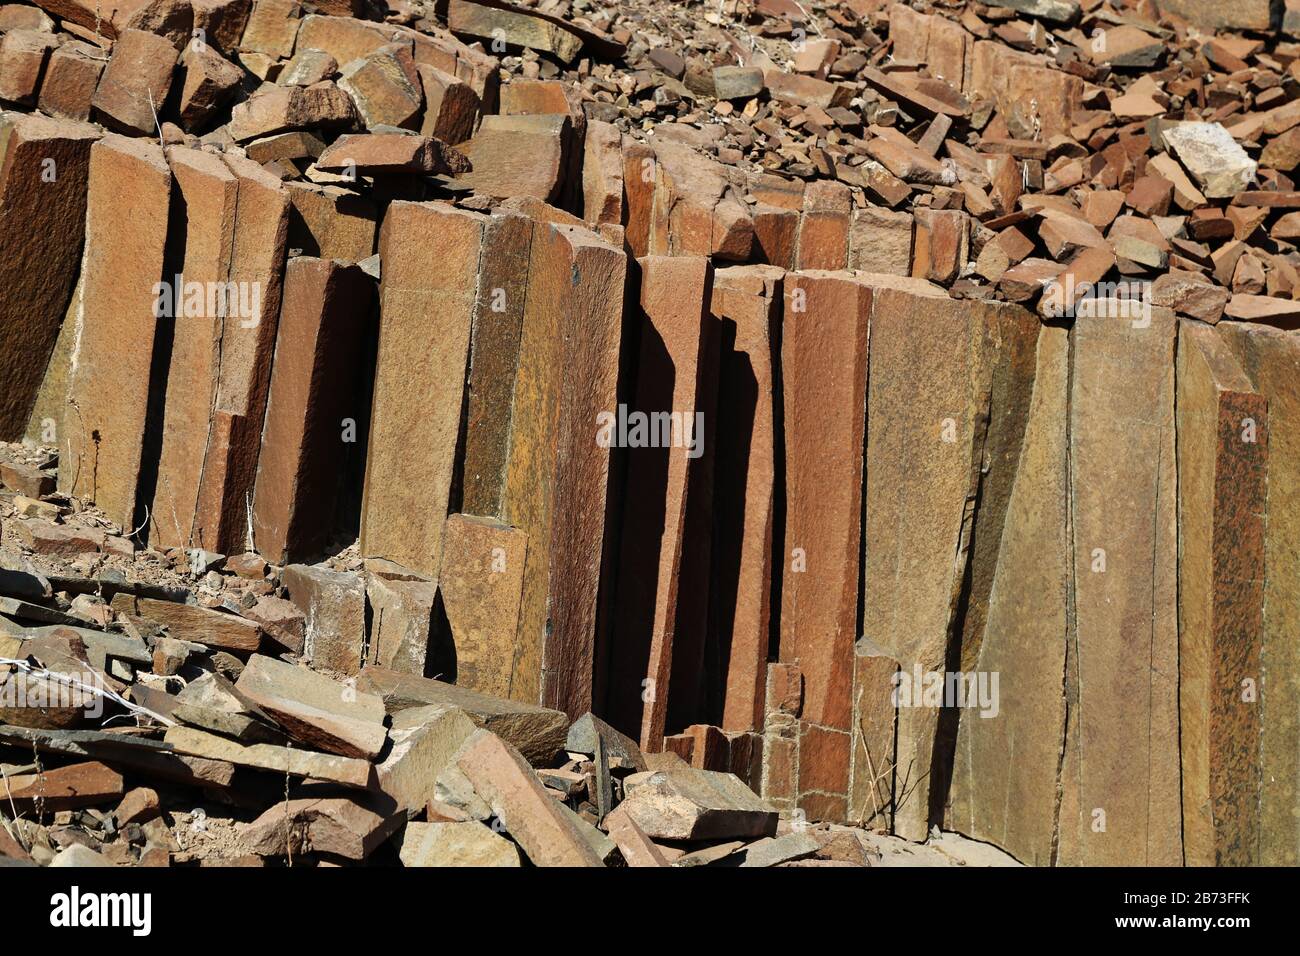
[0,112,99,441]
[1176,321,1266,867]
[1218,322,1300,867]
[1057,307,1181,867]
[60,135,171,532]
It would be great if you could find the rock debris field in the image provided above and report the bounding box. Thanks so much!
[0,0,1297,867]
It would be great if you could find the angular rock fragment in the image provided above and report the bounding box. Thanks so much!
[91,29,178,135]
[228,82,356,142]
[235,653,387,759]
[316,131,468,175]
[399,820,521,866]
[448,0,586,64]
[163,726,372,787]
[112,593,262,652]
[459,112,572,204]
[337,43,422,130]
[1163,122,1258,200]
[240,789,403,861]
[280,563,367,674]
[357,667,568,765]
[452,729,604,866]
[617,767,777,841]
[0,29,58,107]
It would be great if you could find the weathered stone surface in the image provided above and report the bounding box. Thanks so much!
[91,29,178,135]
[112,593,262,652]
[582,119,623,226]
[399,820,521,866]
[0,112,98,441]
[947,325,1069,866]
[708,266,782,733]
[149,146,238,552]
[778,272,877,805]
[338,43,422,130]
[240,789,402,860]
[863,291,1039,841]
[608,256,716,749]
[0,29,57,107]
[603,803,668,866]
[459,112,571,204]
[36,40,105,122]
[618,767,777,841]
[495,221,625,715]
[3,760,123,811]
[60,135,170,530]
[1156,0,1272,30]
[228,82,356,142]
[848,641,898,829]
[1057,307,1181,867]
[417,63,479,145]
[1218,322,1300,866]
[285,181,376,261]
[452,729,604,866]
[566,712,647,771]
[280,563,367,674]
[448,0,585,64]
[359,202,478,580]
[252,258,374,564]
[1176,321,1265,867]
[365,572,437,676]
[375,703,478,810]
[239,0,299,57]
[239,595,305,653]
[1164,122,1258,199]
[235,653,387,759]
[163,726,372,787]
[280,47,337,87]
[356,667,567,765]
[452,214,528,519]
[177,43,243,130]
[795,180,851,270]
[848,206,912,276]
[437,513,527,698]
[646,138,753,261]
[316,132,468,175]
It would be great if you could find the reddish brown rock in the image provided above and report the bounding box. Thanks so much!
[316,132,468,175]
[438,513,528,700]
[1057,307,1181,866]
[285,181,377,261]
[607,256,716,749]
[280,563,367,675]
[583,119,623,227]
[36,40,106,122]
[0,113,99,441]
[1177,321,1266,867]
[91,29,179,135]
[252,258,374,564]
[710,266,783,733]
[360,202,479,580]
[0,29,58,107]
[61,135,171,531]
[459,112,573,205]
[795,180,851,270]
[239,0,299,57]
[228,82,356,142]
[177,43,243,130]
[417,63,479,146]
[338,43,422,131]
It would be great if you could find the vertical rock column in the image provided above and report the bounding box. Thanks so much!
[1057,306,1181,867]
[1176,320,1266,867]
[1219,321,1300,867]
[0,112,99,441]
[61,134,171,533]
[605,256,715,750]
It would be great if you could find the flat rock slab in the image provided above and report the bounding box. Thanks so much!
[452,729,605,866]
[4,760,123,811]
[235,654,388,759]
[163,726,373,788]
[357,667,566,766]
[399,820,521,866]
[111,593,262,652]
[618,767,778,841]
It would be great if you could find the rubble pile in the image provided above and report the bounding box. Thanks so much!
[1,0,1299,866]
